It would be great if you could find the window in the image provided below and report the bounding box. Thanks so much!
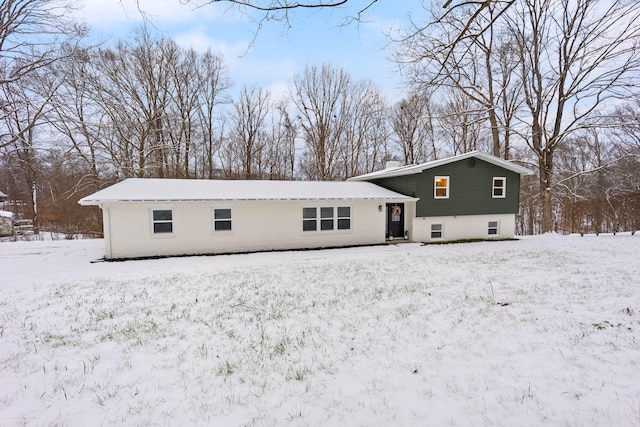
[492,177,506,198]
[488,221,499,236]
[214,208,232,231]
[337,206,351,230]
[431,223,443,239]
[303,207,317,231]
[152,209,173,234]
[303,206,351,232]
[321,207,334,230]
[434,176,449,198]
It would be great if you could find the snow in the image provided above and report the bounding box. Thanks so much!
[0,210,12,218]
[1,234,639,426]
[78,179,415,205]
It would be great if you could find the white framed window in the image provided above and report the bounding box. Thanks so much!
[431,223,443,239]
[492,177,506,198]
[337,206,351,230]
[303,206,351,232]
[152,209,173,234]
[213,208,232,232]
[320,207,334,230]
[488,221,499,236]
[303,207,317,231]
[434,176,449,199]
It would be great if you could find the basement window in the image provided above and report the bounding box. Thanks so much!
[434,176,449,199]
[213,208,232,231]
[152,209,173,234]
[488,221,499,236]
[431,223,443,239]
[492,177,506,198]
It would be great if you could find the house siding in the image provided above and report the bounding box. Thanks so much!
[416,158,521,217]
[102,200,389,259]
[375,158,520,218]
[412,213,517,242]
[370,174,417,198]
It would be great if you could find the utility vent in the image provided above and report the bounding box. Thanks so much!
[385,161,400,169]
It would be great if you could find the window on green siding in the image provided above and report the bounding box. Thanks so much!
[303,207,317,231]
[431,223,443,239]
[434,176,449,198]
[337,206,351,230]
[152,209,173,234]
[214,208,232,231]
[488,221,499,235]
[492,177,506,198]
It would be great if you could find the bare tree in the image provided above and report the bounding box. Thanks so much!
[507,0,640,233]
[435,87,484,156]
[397,1,524,159]
[390,90,436,164]
[225,84,272,179]
[1,0,84,149]
[291,64,352,180]
[264,100,297,180]
[339,78,389,178]
[196,51,232,179]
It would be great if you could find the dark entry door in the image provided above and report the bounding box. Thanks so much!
[386,203,404,239]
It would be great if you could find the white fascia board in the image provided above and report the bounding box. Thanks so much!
[350,151,533,181]
[80,196,419,205]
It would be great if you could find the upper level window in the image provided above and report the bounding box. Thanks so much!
[152,209,173,234]
[493,177,506,198]
[434,176,449,199]
[214,208,232,231]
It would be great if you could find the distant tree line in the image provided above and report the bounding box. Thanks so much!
[1,0,639,237]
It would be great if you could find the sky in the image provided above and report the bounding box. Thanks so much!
[75,0,423,102]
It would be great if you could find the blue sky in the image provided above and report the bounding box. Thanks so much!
[76,0,423,102]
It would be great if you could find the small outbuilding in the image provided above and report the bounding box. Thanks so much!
[79,179,416,260]
[0,210,13,237]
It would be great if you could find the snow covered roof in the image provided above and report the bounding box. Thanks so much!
[0,210,13,218]
[349,151,533,181]
[78,178,418,206]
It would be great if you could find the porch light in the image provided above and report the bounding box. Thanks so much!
[378,205,383,212]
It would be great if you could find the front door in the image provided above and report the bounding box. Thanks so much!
[386,203,404,239]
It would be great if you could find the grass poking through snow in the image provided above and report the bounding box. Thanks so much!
[0,235,639,426]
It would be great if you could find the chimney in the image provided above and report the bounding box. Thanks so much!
[385,161,400,169]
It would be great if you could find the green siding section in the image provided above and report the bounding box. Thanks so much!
[417,158,521,217]
[373,158,521,217]
[370,174,417,197]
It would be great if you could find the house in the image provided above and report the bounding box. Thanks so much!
[79,151,532,260]
[78,179,416,260]
[349,151,533,242]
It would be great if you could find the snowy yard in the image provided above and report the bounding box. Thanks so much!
[0,235,639,426]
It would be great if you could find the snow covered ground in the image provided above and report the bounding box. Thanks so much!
[0,235,639,426]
